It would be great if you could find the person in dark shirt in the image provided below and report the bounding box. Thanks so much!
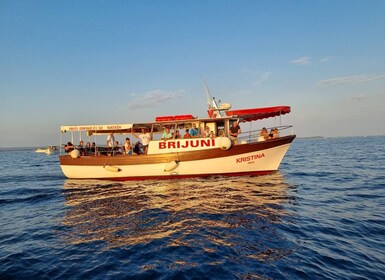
[64,142,74,153]
[229,121,241,144]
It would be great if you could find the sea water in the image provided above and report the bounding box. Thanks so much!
[0,136,384,279]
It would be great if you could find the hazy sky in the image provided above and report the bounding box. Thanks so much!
[1,0,385,147]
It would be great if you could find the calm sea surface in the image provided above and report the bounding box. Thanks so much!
[1,136,384,279]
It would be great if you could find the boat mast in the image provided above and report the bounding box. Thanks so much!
[201,76,222,117]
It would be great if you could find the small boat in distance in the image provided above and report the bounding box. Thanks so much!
[59,92,296,180]
[35,146,58,155]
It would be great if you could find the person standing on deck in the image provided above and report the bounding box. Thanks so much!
[229,121,241,144]
[107,132,115,148]
[134,128,152,154]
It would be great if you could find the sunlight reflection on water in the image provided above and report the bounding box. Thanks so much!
[60,173,296,270]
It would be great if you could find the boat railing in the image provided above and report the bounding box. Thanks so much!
[238,125,294,144]
[60,125,294,156]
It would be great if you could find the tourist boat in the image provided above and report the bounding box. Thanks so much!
[59,97,295,180]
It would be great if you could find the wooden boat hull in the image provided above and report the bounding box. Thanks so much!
[60,135,295,180]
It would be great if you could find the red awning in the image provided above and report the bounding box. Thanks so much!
[225,106,291,122]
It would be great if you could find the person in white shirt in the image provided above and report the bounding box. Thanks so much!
[134,128,152,154]
[203,126,210,138]
[107,132,115,148]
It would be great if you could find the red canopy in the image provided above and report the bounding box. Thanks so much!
[225,106,291,122]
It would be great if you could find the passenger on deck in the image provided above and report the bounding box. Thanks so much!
[190,124,199,137]
[174,130,181,139]
[161,128,173,140]
[85,142,92,155]
[91,142,96,153]
[64,142,74,153]
[114,141,123,154]
[203,126,210,138]
[268,128,279,139]
[124,138,133,155]
[259,127,269,141]
[210,131,216,138]
[183,129,192,138]
[229,120,241,144]
[78,140,85,155]
[134,128,151,155]
[134,141,144,155]
[107,132,115,148]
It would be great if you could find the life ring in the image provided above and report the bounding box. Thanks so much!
[70,149,80,158]
[218,137,232,150]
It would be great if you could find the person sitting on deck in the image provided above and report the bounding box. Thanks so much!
[77,140,85,155]
[124,138,133,155]
[114,141,123,154]
[91,142,96,153]
[133,141,144,155]
[189,124,199,137]
[174,130,181,139]
[183,129,192,138]
[161,128,173,140]
[85,141,92,155]
[259,127,269,141]
[210,131,216,139]
[64,142,74,153]
[268,128,279,139]
[203,126,210,138]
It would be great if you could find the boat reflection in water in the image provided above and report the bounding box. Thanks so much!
[61,173,296,266]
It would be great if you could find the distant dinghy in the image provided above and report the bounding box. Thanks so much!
[35,146,58,155]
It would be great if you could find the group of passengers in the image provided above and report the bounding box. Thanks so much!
[161,123,217,140]
[104,129,151,156]
[259,127,280,141]
[64,141,96,155]
[64,121,245,156]
[122,137,144,155]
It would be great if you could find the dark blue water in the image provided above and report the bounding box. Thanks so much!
[1,136,384,279]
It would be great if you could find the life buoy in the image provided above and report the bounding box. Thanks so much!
[218,137,232,150]
[70,149,80,158]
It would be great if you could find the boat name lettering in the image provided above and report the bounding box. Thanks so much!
[236,153,265,163]
[106,125,122,130]
[67,125,121,131]
[159,139,216,149]
[68,126,97,131]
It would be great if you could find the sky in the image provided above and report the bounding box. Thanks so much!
[1,0,385,147]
